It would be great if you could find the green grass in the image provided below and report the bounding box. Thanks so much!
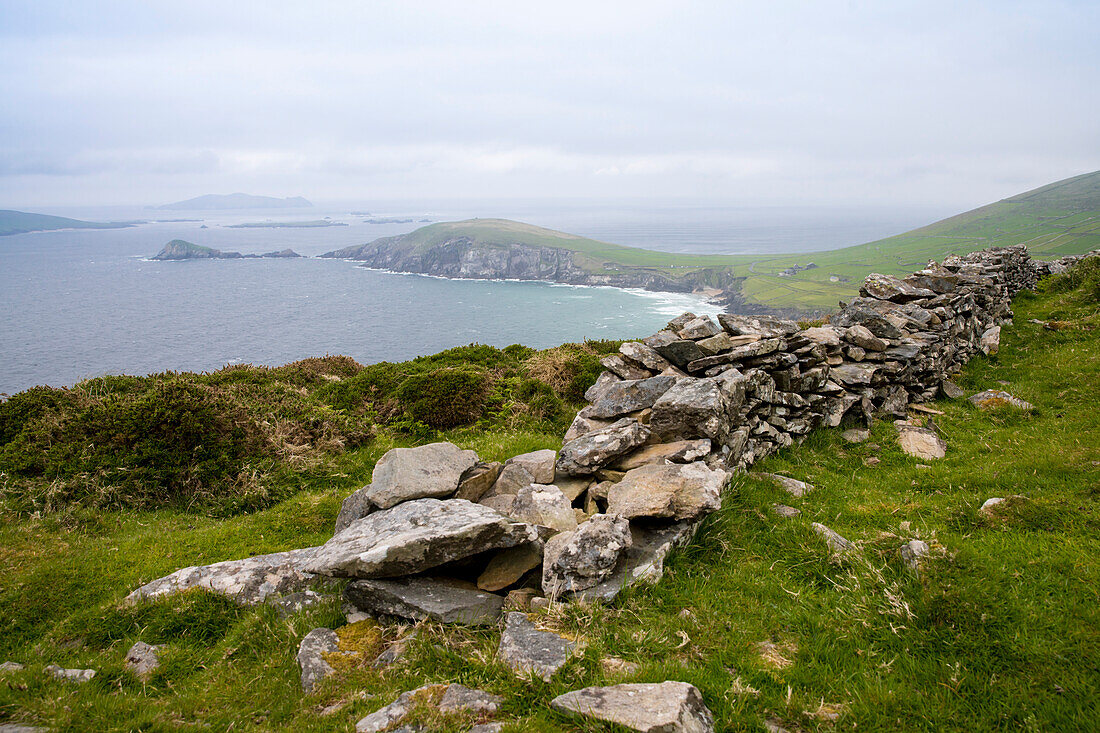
[1,266,1098,730]
[0,209,136,236]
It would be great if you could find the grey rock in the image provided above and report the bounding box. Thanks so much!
[481,461,537,502]
[0,725,49,733]
[841,428,870,443]
[718,313,799,338]
[345,576,504,625]
[563,411,615,443]
[969,389,1033,410]
[372,631,417,668]
[620,341,673,372]
[832,306,904,340]
[812,522,857,558]
[556,418,652,476]
[269,589,331,618]
[601,354,653,380]
[123,641,160,680]
[297,628,339,692]
[607,462,727,521]
[588,375,677,419]
[651,338,709,369]
[940,379,965,399]
[685,338,783,373]
[44,665,95,683]
[844,324,888,351]
[126,546,321,606]
[801,326,842,348]
[454,462,503,502]
[649,378,729,443]
[585,370,622,403]
[356,685,433,733]
[550,681,715,732]
[469,724,505,733]
[749,472,813,498]
[304,498,537,579]
[0,662,24,672]
[894,423,947,460]
[510,484,577,532]
[505,449,558,484]
[829,362,878,386]
[367,442,479,509]
[611,439,712,471]
[860,273,936,302]
[498,611,577,681]
[575,520,702,603]
[552,476,593,501]
[677,315,722,340]
[438,683,504,715]
[772,504,801,518]
[478,541,545,591]
[335,486,374,534]
[542,514,632,595]
[900,539,929,571]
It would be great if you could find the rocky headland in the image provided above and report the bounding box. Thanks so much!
[151,239,301,260]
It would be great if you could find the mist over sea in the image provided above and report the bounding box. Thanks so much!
[0,200,948,395]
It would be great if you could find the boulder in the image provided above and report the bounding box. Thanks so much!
[335,486,374,534]
[620,342,673,372]
[344,576,504,625]
[510,484,577,532]
[297,628,339,692]
[366,442,479,509]
[556,418,652,476]
[585,371,622,403]
[860,273,936,302]
[454,462,503,502]
[606,463,727,521]
[498,611,577,682]
[969,389,1033,410]
[123,641,160,680]
[610,439,712,471]
[677,315,722,340]
[563,412,615,443]
[844,324,888,352]
[649,378,729,443]
[894,423,946,460]
[601,354,652,380]
[587,375,677,419]
[477,542,544,592]
[749,472,813,498]
[551,681,715,732]
[505,449,558,484]
[718,313,799,338]
[125,546,321,606]
[542,514,632,595]
[304,498,537,579]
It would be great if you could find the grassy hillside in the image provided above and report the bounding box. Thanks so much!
[0,209,135,236]
[0,263,1097,731]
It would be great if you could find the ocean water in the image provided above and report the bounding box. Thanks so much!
[0,201,946,395]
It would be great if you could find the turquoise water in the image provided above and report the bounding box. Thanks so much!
[0,202,943,394]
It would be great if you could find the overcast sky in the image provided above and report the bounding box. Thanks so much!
[1,0,1097,209]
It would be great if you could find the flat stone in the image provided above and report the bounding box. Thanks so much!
[895,424,947,460]
[588,375,677,419]
[563,412,615,443]
[940,380,965,399]
[542,514,632,595]
[841,428,870,443]
[811,522,857,558]
[454,462,503,502]
[829,362,878,386]
[610,439,712,471]
[505,449,558,484]
[749,472,813,498]
[498,611,577,682]
[685,338,782,373]
[552,476,593,502]
[718,313,799,338]
[44,665,95,683]
[478,542,544,592]
[125,546,322,606]
[297,628,339,692]
[556,418,652,476]
[438,683,504,715]
[601,354,653,380]
[510,484,577,532]
[366,443,479,510]
[677,315,722,340]
[772,504,801,518]
[335,486,374,534]
[832,306,905,340]
[123,641,160,680]
[0,725,49,733]
[550,681,715,732]
[860,273,936,302]
[304,498,537,579]
[585,371,622,403]
[356,685,436,733]
[843,324,888,352]
[969,389,1033,410]
[651,338,710,369]
[607,462,727,521]
[345,576,504,625]
[620,342,673,372]
[801,326,842,348]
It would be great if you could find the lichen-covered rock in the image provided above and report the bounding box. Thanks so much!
[551,681,715,732]
[556,418,652,476]
[576,521,701,603]
[812,522,857,558]
[585,371,622,403]
[843,324,888,352]
[542,514,632,595]
[335,486,374,534]
[498,611,577,681]
[649,378,729,443]
[749,472,813,498]
[505,449,558,484]
[606,462,727,521]
[304,498,537,579]
[969,389,1033,409]
[510,484,577,532]
[123,641,161,680]
[366,442,479,509]
[587,375,677,419]
[801,326,841,348]
[894,423,947,460]
[860,273,936,302]
[297,628,339,692]
[718,313,799,338]
[344,576,504,624]
[677,315,722,340]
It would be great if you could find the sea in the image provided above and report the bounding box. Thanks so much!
[0,200,948,396]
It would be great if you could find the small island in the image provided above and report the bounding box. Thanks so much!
[151,240,301,260]
[224,220,347,229]
[157,193,313,211]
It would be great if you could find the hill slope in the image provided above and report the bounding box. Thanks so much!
[0,209,135,236]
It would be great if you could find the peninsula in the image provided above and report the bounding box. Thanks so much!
[157,193,313,210]
[0,209,136,236]
[150,239,301,260]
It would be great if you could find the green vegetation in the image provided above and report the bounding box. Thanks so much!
[1,266,1098,730]
[0,209,136,236]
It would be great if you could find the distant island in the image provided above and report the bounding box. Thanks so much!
[0,209,137,236]
[157,194,313,211]
[360,217,433,224]
[225,220,347,229]
[151,239,301,260]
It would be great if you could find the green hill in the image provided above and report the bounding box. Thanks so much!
[0,209,136,236]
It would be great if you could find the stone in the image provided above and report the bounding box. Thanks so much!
[860,273,936,302]
[124,641,160,680]
[772,504,801,518]
[481,461,537,502]
[576,521,701,603]
[686,338,783,373]
[651,338,710,369]
[542,514,632,595]
[563,412,614,442]
[811,522,857,558]
[801,326,841,348]
[0,725,49,733]
[620,341,673,372]
[601,354,653,380]
[601,656,641,676]
[980,325,1001,354]
[552,476,593,501]
[749,472,813,498]
[588,375,677,419]
[832,306,904,340]
[610,439,712,472]
[505,449,558,484]
[718,313,799,338]
[479,494,517,515]
[550,681,715,733]
[126,546,322,606]
[498,611,577,681]
[454,462,503,502]
[345,576,504,625]
[841,428,870,443]
[366,442,479,509]
[649,378,729,443]
[980,495,1027,515]
[503,587,541,611]
[509,483,577,532]
[297,628,339,692]
[829,362,878,386]
[843,324,888,352]
[0,662,24,672]
[585,371,622,403]
[478,542,545,592]
[335,486,374,534]
[355,685,434,733]
[44,665,95,683]
[677,315,722,340]
[438,683,504,715]
[900,539,929,571]
[895,423,947,460]
[304,498,537,579]
[968,389,1033,410]
[607,462,726,521]
[556,418,652,476]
